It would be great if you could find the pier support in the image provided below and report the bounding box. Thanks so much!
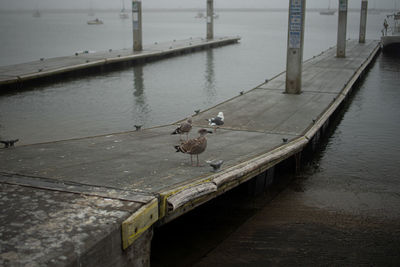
[285,0,306,94]
[132,0,143,51]
[337,0,348,57]
[359,0,368,43]
[207,0,214,39]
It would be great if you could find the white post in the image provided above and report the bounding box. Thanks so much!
[207,0,214,39]
[359,0,368,43]
[337,0,348,58]
[132,0,142,51]
[285,0,306,94]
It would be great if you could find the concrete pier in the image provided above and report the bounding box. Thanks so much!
[0,39,380,266]
[132,0,143,51]
[0,36,240,90]
[207,0,214,39]
[337,0,348,57]
[285,0,306,94]
[359,0,368,44]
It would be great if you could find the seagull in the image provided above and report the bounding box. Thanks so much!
[194,109,201,115]
[0,139,19,148]
[171,118,192,140]
[134,125,142,131]
[174,128,212,166]
[206,159,224,172]
[206,112,224,132]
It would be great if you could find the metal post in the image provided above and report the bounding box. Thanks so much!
[337,0,348,57]
[132,0,142,51]
[285,0,306,94]
[359,0,368,43]
[207,0,214,39]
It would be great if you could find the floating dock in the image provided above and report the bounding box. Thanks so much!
[0,39,380,266]
[0,36,240,89]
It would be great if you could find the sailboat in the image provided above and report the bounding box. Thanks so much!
[87,18,103,25]
[320,0,336,15]
[119,0,129,19]
[33,1,41,17]
[381,11,400,51]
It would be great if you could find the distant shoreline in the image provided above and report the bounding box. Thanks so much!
[0,8,393,14]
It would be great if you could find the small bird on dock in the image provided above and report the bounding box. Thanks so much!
[206,112,224,132]
[171,118,192,140]
[134,125,142,131]
[174,128,212,166]
[0,139,19,148]
[194,109,201,115]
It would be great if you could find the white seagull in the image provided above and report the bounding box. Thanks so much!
[206,112,224,132]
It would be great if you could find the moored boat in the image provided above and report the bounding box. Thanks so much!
[87,18,103,25]
[119,0,129,19]
[320,0,336,16]
[320,10,335,15]
[381,11,400,52]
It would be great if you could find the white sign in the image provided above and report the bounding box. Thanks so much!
[288,0,303,49]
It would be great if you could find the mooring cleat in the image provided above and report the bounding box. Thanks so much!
[0,139,19,148]
[207,159,224,172]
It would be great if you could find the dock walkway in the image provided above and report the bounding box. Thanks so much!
[0,36,240,88]
[0,40,380,266]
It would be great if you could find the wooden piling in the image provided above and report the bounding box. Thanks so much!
[337,0,348,57]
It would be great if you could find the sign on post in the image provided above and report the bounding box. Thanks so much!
[285,0,306,94]
[337,0,348,57]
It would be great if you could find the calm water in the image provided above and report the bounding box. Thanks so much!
[1,9,399,266]
[299,51,400,219]
[152,51,400,267]
[0,10,385,144]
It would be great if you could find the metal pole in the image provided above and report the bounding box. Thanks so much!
[207,0,214,39]
[359,0,368,43]
[285,0,306,94]
[132,0,142,51]
[337,0,348,58]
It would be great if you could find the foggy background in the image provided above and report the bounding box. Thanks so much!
[0,0,397,11]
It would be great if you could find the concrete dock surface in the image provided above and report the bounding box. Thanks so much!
[0,36,240,88]
[0,39,380,266]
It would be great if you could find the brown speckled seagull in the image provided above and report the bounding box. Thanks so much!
[174,128,213,166]
[171,118,192,140]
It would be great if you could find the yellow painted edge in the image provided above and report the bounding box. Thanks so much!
[121,198,158,250]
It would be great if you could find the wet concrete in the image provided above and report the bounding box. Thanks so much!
[0,37,240,89]
[0,183,144,267]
